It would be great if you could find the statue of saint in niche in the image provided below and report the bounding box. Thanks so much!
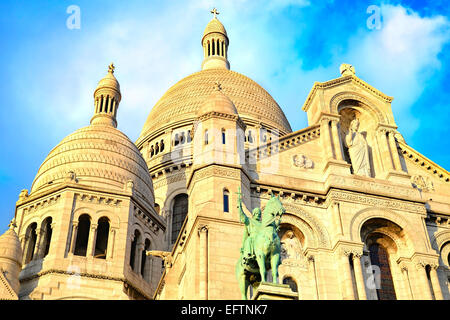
[344,119,371,177]
[280,230,302,260]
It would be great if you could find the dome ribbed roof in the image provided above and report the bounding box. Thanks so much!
[31,124,154,203]
[139,68,292,140]
[203,17,227,40]
[0,226,22,264]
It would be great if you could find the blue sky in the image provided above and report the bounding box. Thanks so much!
[1,0,449,232]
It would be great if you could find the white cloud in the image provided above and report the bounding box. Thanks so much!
[342,4,450,135]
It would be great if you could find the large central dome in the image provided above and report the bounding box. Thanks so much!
[137,13,291,144]
[138,68,292,140]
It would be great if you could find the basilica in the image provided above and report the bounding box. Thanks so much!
[1,10,449,300]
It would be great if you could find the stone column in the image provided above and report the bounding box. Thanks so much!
[399,264,414,299]
[377,128,394,172]
[387,130,402,171]
[352,253,367,300]
[86,223,98,257]
[307,255,319,300]
[415,262,433,300]
[136,243,145,275]
[320,118,334,160]
[106,228,116,260]
[33,227,44,260]
[198,225,209,300]
[340,251,355,300]
[330,119,344,160]
[69,221,79,255]
[429,264,444,300]
[331,202,343,236]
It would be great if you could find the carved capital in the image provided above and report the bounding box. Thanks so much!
[415,261,428,270]
[198,224,209,235]
[398,261,408,272]
[351,251,363,260]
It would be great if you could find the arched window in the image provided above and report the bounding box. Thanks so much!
[172,194,188,244]
[222,129,226,144]
[187,130,192,143]
[247,130,253,143]
[212,39,215,55]
[41,217,53,258]
[160,139,165,152]
[222,42,225,57]
[94,217,110,259]
[74,214,91,256]
[154,203,160,215]
[24,223,37,264]
[180,132,185,144]
[205,130,209,145]
[150,145,154,157]
[217,39,220,56]
[155,142,160,155]
[282,276,298,293]
[208,41,210,56]
[110,98,115,113]
[174,133,179,146]
[223,189,230,213]
[105,96,110,113]
[369,243,396,300]
[129,229,141,271]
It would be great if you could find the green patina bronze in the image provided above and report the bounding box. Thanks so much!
[235,187,285,300]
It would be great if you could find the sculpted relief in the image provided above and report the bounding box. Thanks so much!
[411,175,434,192]
[293,154,313,169]
[344,119,371,177]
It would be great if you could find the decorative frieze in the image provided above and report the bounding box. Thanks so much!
[20,194,61,214]
[133,204,161,234]
[75,192,121,207]
[193,165,241,182]
[329,175,418,199]
[326,189,426,214]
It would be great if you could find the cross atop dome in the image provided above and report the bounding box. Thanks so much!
[210,8,219,19]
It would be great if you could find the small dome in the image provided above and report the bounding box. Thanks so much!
[198,82,237,116]
[30,125,155,204]
[0,223,22,265]
[202,17,227,41]
[94,63,121,96]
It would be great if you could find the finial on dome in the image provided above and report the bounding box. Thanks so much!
[108,62,115,74]
[211,8,219,19]
[214,81,222,91]
[8,219,16,230]
[340,63,355,77]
